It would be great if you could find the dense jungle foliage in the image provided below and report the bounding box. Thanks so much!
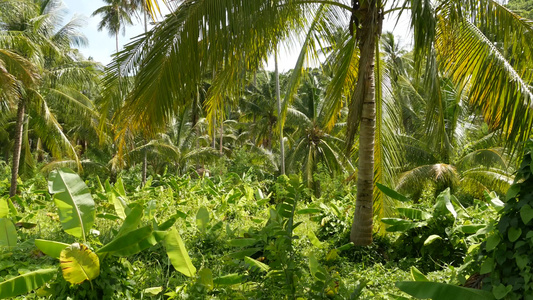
[1,0,533,299]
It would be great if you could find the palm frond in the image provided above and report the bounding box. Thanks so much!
[396,163,459,198]
[110,0,309,136]
[436,2,533,151]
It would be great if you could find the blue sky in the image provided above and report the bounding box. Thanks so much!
[63,0,146,65]
[62,1,411,70]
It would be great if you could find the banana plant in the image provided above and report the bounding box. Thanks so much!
[0,197,17,250]
[26,168,197,298]
[0,269,57,299]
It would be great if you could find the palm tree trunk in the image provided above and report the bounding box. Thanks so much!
[142,150,147,186]
[194,87,200,168]
[349,3,383,246]
[116,31,119,55]
[275,50,285,175]
[219,119,224,155]
[9,99,25,198]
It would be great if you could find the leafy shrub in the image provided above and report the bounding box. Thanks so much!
[477,142,533,300]
[382,188,497,272]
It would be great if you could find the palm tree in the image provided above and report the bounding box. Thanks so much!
[127,108,219,177]
[274,50,285,175]
[116,0,533,246]
[391,71,515,201]
[285,69,353,195]
[92,0,134,55]
[239,71,283,151]
[1,0,100,197]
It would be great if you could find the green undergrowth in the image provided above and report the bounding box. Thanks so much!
[0,169,501,299]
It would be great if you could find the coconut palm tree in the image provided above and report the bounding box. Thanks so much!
[239,71,285,151]
[115,0,533,246]
[92,0,134,55]
[392,72,516,201]
[285,69,354,195]
[1,0,100,197]
[126,107,219,177]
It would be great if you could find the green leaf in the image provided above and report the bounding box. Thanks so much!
[115,204,143,237]
[97,226,160,256]
[48,168,95,241]
[410,266,429,282]
[226,248,262,259]
[484,191,504,212]
[115,178,127,197]
[0,218,17,248]
[336,243,355,251]
[104,179,112,193]
[35,239,70,259]
[434,188,457,219]
[207,221,224,235]
[396,281,495,299]
[109,192,128,220]
[244,256,270,272]
[486,234,501,251]
[0,269,56,299]
[196,206,210,234]
[520,205,533,225]
[505,185,520,201]
[95,176,105,193]
[307,230,323,248]
[0,197,8,218]
[255,188,265,200]
[480,258,494,275]
[381,218,423,232]
[228,238,258,247]
[325,249,339,261]
[492,284,512,299]
[15,222,36,229]
[309,252,319,278]
[164,228,196,277]
[6,198,18,217]
[424,235,442,246]
[157,212,184,231]
[398,208,432,220]
[376,183,410,202]
[60,243,100,284]
[457,224,486,234]
[213,274,244,286]
[296,208,322,215]
[508,227,522,242]
[143,287,162,296]
[197,268,214,290]
[96,213,121,221]
[515,254,528,270]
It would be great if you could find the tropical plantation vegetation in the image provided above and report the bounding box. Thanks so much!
[1,0,533,299]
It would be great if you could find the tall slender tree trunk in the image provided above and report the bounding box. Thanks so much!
[116,31,119,56]
[141,7,149,187]
[194,87,200,168]
[349,2,383,246]
[142,150,147,186]
[10,99,25,198]
[219,119,224,155]
[275,50,285,175]
[116,30,121,82]
[212,112,216,149]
